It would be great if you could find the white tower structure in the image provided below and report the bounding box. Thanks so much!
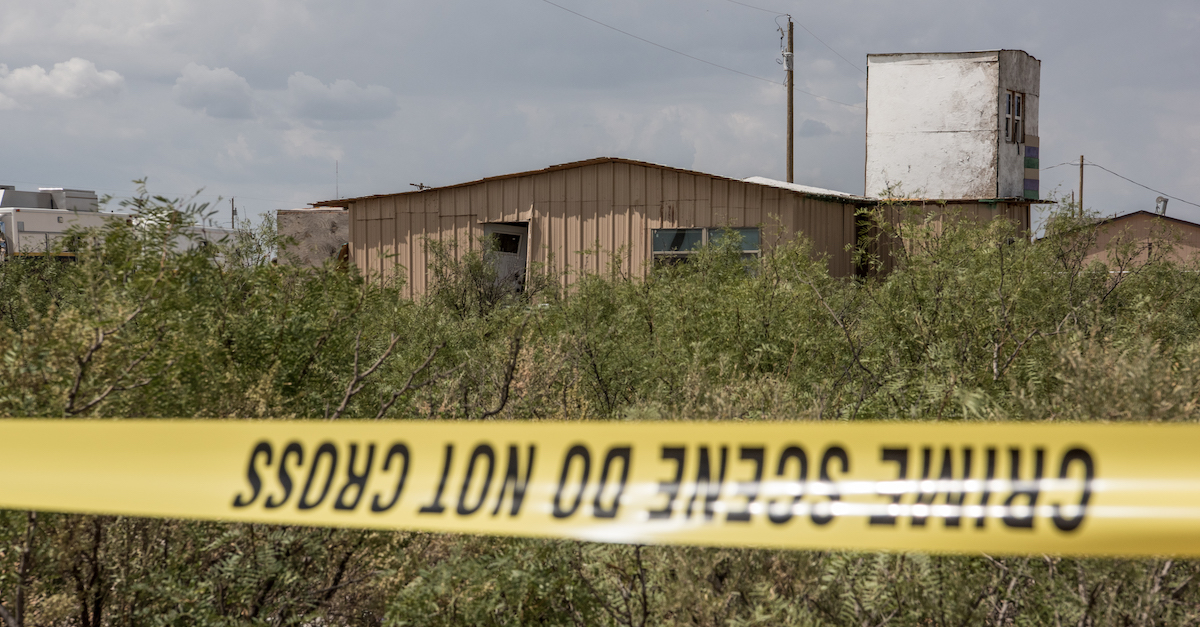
[865,50,1040,201]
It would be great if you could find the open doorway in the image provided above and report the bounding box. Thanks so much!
[482,222,528,292]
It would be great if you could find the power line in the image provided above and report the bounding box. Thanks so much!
[539,0,775,85]
[536,0,863,109]
[1083,160,1200,209]
[720,0,866,75]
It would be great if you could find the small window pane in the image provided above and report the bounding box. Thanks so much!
[653,229,703,252]
[493,233,520,254]
[709,227,760,251]
[1016,94,1022,117]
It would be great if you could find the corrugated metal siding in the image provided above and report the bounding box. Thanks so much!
[346,161,863,298]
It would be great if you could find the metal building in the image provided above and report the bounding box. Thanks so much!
[311,158,873,297]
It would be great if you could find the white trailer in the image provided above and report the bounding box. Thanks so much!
[0,185,236,260]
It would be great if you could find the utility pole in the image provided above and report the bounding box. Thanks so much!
[1078,155,1084,217]
[231,197,237,226]
[336,160,340,199]
[786,17,794,183]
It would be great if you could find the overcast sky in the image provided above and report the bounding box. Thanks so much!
[2,0,1198,228]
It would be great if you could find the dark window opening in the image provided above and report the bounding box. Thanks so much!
[494,233,521,254]
[652,227,761,265]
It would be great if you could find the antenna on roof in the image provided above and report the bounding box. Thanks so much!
[410,183,430,191]
[1155,196,1169,216]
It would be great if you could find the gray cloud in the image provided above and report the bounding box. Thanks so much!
[286,72,396,121]
[799,119,832,138]
[173,63,254,119]
[0,0,1198,225]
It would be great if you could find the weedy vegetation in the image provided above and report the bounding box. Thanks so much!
[0,186,1198,625]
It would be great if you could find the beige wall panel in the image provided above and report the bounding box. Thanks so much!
[672,200,690,229]
[547,202,566,285]
[779,195,797,240]
[550,170,566,203]
[621,165,641,272]
[423,192,441,215]
[729,180,746,211]
[675,172,692,201]
[421,212,441,294]
[502,179,519,222]
[565,199,580,286]
[598,205,614,276]
[695,177,712,227]
[711,178,729,226]
[581,200,597,274]
[452,188,470,217]
[761,187,780,223]
[727,182,746,226]
[639,167,658,270]
[364,214,381,281]
[380,197,396,281]
[456,215,473,257]
[598,164,617,274]
[564,169,582,284]
[534,172,551,205]
[439,216,458,259]
[632,208,648,278]
[470,185,486,221]
[661,170,677,226]
[625,162,642,205]
[565,167,582,203]
[598,161,614,206]
[349,204,362,269]
[529,212,546,275]
[405,214,422,299]
[396,211,412,298]
[518,176,535,219]
[744,185,763,227]
[485,181,502,223]
[581,164,598,200]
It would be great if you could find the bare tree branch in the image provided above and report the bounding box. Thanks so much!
[481,316,529,419]
[804,279,877,384]
[64,262,169,415]
[14,511,35,627]
[67,332,171,416]
[374,343,460,420]
[329,331,402,420]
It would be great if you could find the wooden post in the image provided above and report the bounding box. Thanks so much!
[1079,155,1084,217]
[786,18,794,183]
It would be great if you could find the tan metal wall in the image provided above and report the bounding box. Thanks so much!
[1083,212,1200,268]
[346,160,862,299]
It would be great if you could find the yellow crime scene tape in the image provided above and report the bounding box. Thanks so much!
[0,419,1197,557]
